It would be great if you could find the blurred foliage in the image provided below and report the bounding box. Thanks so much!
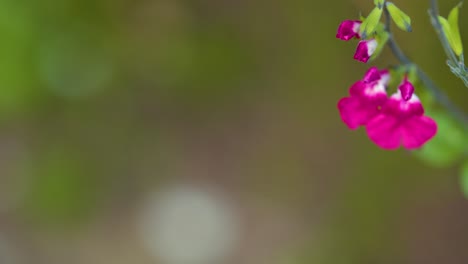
[21,145,99,226]
[0,0,467,263]
[415,109,467,167]
[460,160,468,198]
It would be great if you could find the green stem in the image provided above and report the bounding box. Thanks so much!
[383,7,410,65]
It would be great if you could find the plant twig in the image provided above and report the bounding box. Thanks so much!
[429,0,468,86]
[383,7,411,65]
[383,2,468,127]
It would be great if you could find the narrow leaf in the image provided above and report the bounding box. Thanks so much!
[438,16,462,56]
[386,2,412,32]
[448,3,463,56]
[369,31,389,61]
[359,7,383,39]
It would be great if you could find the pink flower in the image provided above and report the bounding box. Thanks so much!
[365,78,437,150]
[337,67,389,129]
[354,39,378,63]
[336,20,362,41]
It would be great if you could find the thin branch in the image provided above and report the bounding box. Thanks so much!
[383,2,468,127]
[416,68,468,127]
[383,7,411,65]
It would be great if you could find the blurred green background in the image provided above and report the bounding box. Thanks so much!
[0,0,468,263]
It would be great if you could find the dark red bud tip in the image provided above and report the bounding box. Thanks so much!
[398,77,414,101]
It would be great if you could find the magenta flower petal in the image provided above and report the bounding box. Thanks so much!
[336,20,362,41]
[401,116,437,149]
[366,114,401,150]
[349,80,368,97]
[338,67,389,130]
[383,93,424,117]
[338,96,381,130]
[354,39,378,63]
[362,67,381,83]
[338,89,387,130]
[366,114,437,150]
[349,80,387,100]
[365,93,437,150]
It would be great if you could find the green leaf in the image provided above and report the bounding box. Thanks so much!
[448,3,463,56]
[438,16,454,42]
[459,161,468,198]
[369,31,389,61]
[359,7,384,39]
[438,16,464,57]
[385,2,412,32]
[374,0,385,9]
[414,110,466,167]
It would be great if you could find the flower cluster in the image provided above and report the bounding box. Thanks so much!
[336,20,378,63]
[337,67,437,150]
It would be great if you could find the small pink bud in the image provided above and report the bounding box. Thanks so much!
[398,76,415,101]
[353,39,378,63]
[336,20,362,41]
